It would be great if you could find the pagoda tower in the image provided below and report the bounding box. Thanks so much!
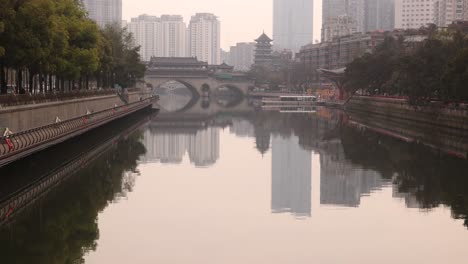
[254,32,273,68]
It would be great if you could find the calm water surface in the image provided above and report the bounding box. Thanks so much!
[1,108,468,264]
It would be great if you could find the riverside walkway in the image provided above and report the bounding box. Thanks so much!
[0,91,157,167]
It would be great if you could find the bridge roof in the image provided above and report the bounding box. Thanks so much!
[149,57,208,66]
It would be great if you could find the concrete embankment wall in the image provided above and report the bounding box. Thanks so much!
[346,96,468,157]
[0,92,141,133]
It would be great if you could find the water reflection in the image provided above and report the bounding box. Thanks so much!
[271,135,311,217]
[0,111,152,263]
[1,105,468,263]
[142,126,220,167]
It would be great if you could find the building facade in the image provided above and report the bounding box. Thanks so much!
[128,14,186,61]
[188,13,221,65]
[298,32,386,85]
[364,0,395,32]
[161,15,187,58]
[273,0,314,53]
[128,15,163,62]
[229,42,256,72]
[434,0,468,27]
[82,0,122,28]
[395,0,435,29]
[322,16,358,42]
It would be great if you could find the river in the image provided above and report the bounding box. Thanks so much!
[0,107,467,263]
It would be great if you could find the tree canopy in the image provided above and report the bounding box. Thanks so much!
[0,0,145,94]
[343,27,468,103]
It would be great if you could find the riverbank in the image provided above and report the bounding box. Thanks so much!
[345,96,468,158]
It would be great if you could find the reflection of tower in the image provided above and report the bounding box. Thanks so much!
[255,126,271,155]
[319,140,386,207]
[188,127,220,167]
[271,135,312,217]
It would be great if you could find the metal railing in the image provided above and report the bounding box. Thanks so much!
[0,110,154,225]
[0,96,155,164]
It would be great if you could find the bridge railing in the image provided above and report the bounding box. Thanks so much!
[0,96,155,164]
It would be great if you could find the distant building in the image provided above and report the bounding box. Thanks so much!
[128,15,163,61]
[188,13,221,65]
[322,0,365,34]
[395,0,435,29]
[82,0,122,28]
[229,42,256,71]
[298,32,386,85]
[161,15,187,58]
[254,32,274,68]
[220,49,231,64]
[434,0,468,27]
[273,0,314,53]
[364,0,395,32]
[322,16,358,42]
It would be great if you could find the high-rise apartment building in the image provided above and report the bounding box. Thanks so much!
[128,14,186,61]
[273,0,314,53]
[128,15,163,61]
[188,13,221,65]
[322,16,358,42]
[161,15,186,57]
[229,43,256,71]
[364,0,395,31]
[82,0,122,28]
[395,0,435,29]
[434,0,468,27]
[322,0,365,38]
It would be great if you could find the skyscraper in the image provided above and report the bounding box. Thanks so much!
[82,0,122,28]
[161,15,187,58]
[188,13,221,65]
[322,0,365,37]
[364,0,395,32]
[128,14,187,61]
[273,0,314,53]
[128,15,163,61]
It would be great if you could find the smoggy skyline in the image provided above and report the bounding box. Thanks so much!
[122,0,322,50]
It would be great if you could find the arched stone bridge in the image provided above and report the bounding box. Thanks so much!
[145,57,254,97]
[145,75,253,97]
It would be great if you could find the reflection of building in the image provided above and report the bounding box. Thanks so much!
[188,127,220,167]
[319,140,387,207]
[271,135,312,217]
[230,119,255,138]
[392,186,421,208]
[142,127,220,167]
[273,0,314,53]
[82,0,122,28]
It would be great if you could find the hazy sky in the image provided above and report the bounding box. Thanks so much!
[123,0,322,50]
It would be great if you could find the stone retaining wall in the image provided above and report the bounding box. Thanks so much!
[0,92,141,132]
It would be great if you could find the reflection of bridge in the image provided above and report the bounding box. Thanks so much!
[145,57,254,96]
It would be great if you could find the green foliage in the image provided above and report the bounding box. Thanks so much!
[344,28,468,103]
[0,0,145,93]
